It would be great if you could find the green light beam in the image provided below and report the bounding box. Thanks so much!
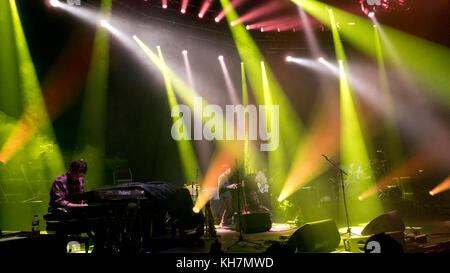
[220,0,305,193]
[373,25,404,167]
[74,0,111,190]
[7,0,65,176]
[328,8,383,222]
[157,46,201,182]
[293,0,450,108]
[0,0,21,118]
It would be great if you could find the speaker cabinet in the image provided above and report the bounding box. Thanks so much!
[361,210,405,236]
[287,219,340,253]
[239,212,272,233]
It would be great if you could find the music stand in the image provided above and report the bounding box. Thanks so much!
[227,166,261,250]
[322,154,358,238]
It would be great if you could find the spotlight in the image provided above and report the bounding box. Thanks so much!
[193,207,200,213]
[358,196,363,201]
[277,28,280,32]
[348,22,355,25]
[230,21,235,27]
[100,19,110,28]
[214,17,220,23]
[429,191,434,196]
[246,25,250,30]
[328,8,332,12]
[218,55,224,61]
[182,50,188,55]
[260,27,264,32]
[49,0,60,8]
[318,57,325,63]
[368,12,375,18]
[286,56,292,62]
[162,4,168,9]
[181,9,186,14]
[198,13,204,18]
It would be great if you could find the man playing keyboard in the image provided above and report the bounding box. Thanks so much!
[48,160,88,215]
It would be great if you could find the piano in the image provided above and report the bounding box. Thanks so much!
[49,182,204,254]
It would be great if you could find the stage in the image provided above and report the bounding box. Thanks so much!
[2,217,449,254]
[0,0,449,262]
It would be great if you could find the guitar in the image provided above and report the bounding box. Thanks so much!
[257,182,269,194]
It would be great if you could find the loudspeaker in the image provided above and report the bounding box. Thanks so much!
[361,210,405,236]
[239,212,272,233]
[287,219,340,253]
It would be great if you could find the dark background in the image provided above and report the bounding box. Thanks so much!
[0,0,448,230]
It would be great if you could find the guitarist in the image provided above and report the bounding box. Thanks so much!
[243,173,270,213]
[217,166,237,229]
[255,169,272,213]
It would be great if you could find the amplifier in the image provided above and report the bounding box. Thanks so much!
[239,212,272,233]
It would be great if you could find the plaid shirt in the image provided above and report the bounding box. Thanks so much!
[49,172,85,209]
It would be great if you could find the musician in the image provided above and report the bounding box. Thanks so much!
[49,160,88,214]
[46,160,107,254]
[255,169,272,212]
[255,169,269,195]
[217,166,237,229]
[244,173,270,213]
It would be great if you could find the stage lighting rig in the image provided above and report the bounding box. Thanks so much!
[360,0,410,16]
[49,0,60,8]
[100,19,110,28]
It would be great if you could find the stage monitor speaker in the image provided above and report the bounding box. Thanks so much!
[287,219,340,253]
[361,210,405,236]
[240,212,272,234]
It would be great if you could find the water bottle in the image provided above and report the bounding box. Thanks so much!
[31,215,39,239]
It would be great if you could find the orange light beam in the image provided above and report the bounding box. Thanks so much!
[193,142,241,213]
[0,36,93,163]
[430,176,450,196]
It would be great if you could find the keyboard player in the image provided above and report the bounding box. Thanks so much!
[45,160,105,253]
[48,160,88,216]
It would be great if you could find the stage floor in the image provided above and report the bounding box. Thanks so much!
[154,219,450,254]
[2,219,449,254]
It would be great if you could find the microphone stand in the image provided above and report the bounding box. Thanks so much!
[227,161,261,250]
[322,154,356,238]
